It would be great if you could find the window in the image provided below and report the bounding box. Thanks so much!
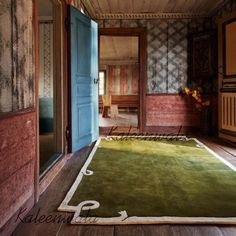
[99,71,106,95]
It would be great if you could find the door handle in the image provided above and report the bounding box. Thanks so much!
[94,78,99,84]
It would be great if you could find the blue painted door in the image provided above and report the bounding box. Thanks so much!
[70,6,99,152]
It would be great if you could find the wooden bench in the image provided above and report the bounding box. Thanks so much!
[99,95,139,112]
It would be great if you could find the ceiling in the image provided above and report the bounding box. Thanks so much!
[100,36,138,65]
[84,0,224,18]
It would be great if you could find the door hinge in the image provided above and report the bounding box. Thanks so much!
[65,18,70,32]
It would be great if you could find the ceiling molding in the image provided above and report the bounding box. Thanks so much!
[71,0,81,9]
[81,0,96,18]
[95,12,209,20]
[209,0,229,17]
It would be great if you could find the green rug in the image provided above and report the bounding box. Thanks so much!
[58,137,236,224]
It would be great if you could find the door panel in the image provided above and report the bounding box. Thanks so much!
[70,6,99,152]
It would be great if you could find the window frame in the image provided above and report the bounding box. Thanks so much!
[99,70,106,96]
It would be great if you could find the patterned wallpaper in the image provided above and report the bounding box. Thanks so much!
[0,0,34,113]
[147,20,188,93]
[39,22,54,98]
[98,18,210,94]
[107,64,138,95]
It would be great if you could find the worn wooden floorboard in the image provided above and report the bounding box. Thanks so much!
[200,137,236,167]
[198,226,224,236]
[57,224,114,236]
[115,225,146,236]
[170,225,224,236]
[140,225,172,236]
[170,225,204,236]
[220,226,236,236]
[13,137,236,236]
[13,146,92,236]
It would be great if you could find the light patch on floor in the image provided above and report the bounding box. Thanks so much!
[99,112,138,127]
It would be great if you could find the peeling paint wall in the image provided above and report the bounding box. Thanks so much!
[0,0,34,113]
[0,0,36,232]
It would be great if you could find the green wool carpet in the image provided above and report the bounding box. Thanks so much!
[68,138,236,218]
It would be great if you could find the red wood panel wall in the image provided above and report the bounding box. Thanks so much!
[107,64,138,95]
[0,112,36,229]
[146,95,200,126]
[146,94,218,128]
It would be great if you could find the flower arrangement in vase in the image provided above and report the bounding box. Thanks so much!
[179,86,212,135]
[179,86,210,111]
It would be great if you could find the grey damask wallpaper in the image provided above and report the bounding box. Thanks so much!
[147,20,168,93]
[147,20,188,93]
[0,0,34,113]
[98,18,209,94]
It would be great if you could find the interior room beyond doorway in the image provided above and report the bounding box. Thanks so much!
[99,36,139,128]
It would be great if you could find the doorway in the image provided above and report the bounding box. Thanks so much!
[99,28,147,132]
[38,0,65,176]
[99,36,139,127]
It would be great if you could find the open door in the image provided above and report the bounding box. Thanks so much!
[69,6,99,152]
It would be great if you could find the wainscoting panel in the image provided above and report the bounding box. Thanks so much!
[0,112,36,229]
[146,95,200,127]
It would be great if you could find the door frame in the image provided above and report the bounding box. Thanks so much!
[99,28,147,132]
[34,0,68,202]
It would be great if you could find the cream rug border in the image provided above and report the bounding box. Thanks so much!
[58,136,236,225]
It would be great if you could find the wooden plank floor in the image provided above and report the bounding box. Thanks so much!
[13,137,236,236]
